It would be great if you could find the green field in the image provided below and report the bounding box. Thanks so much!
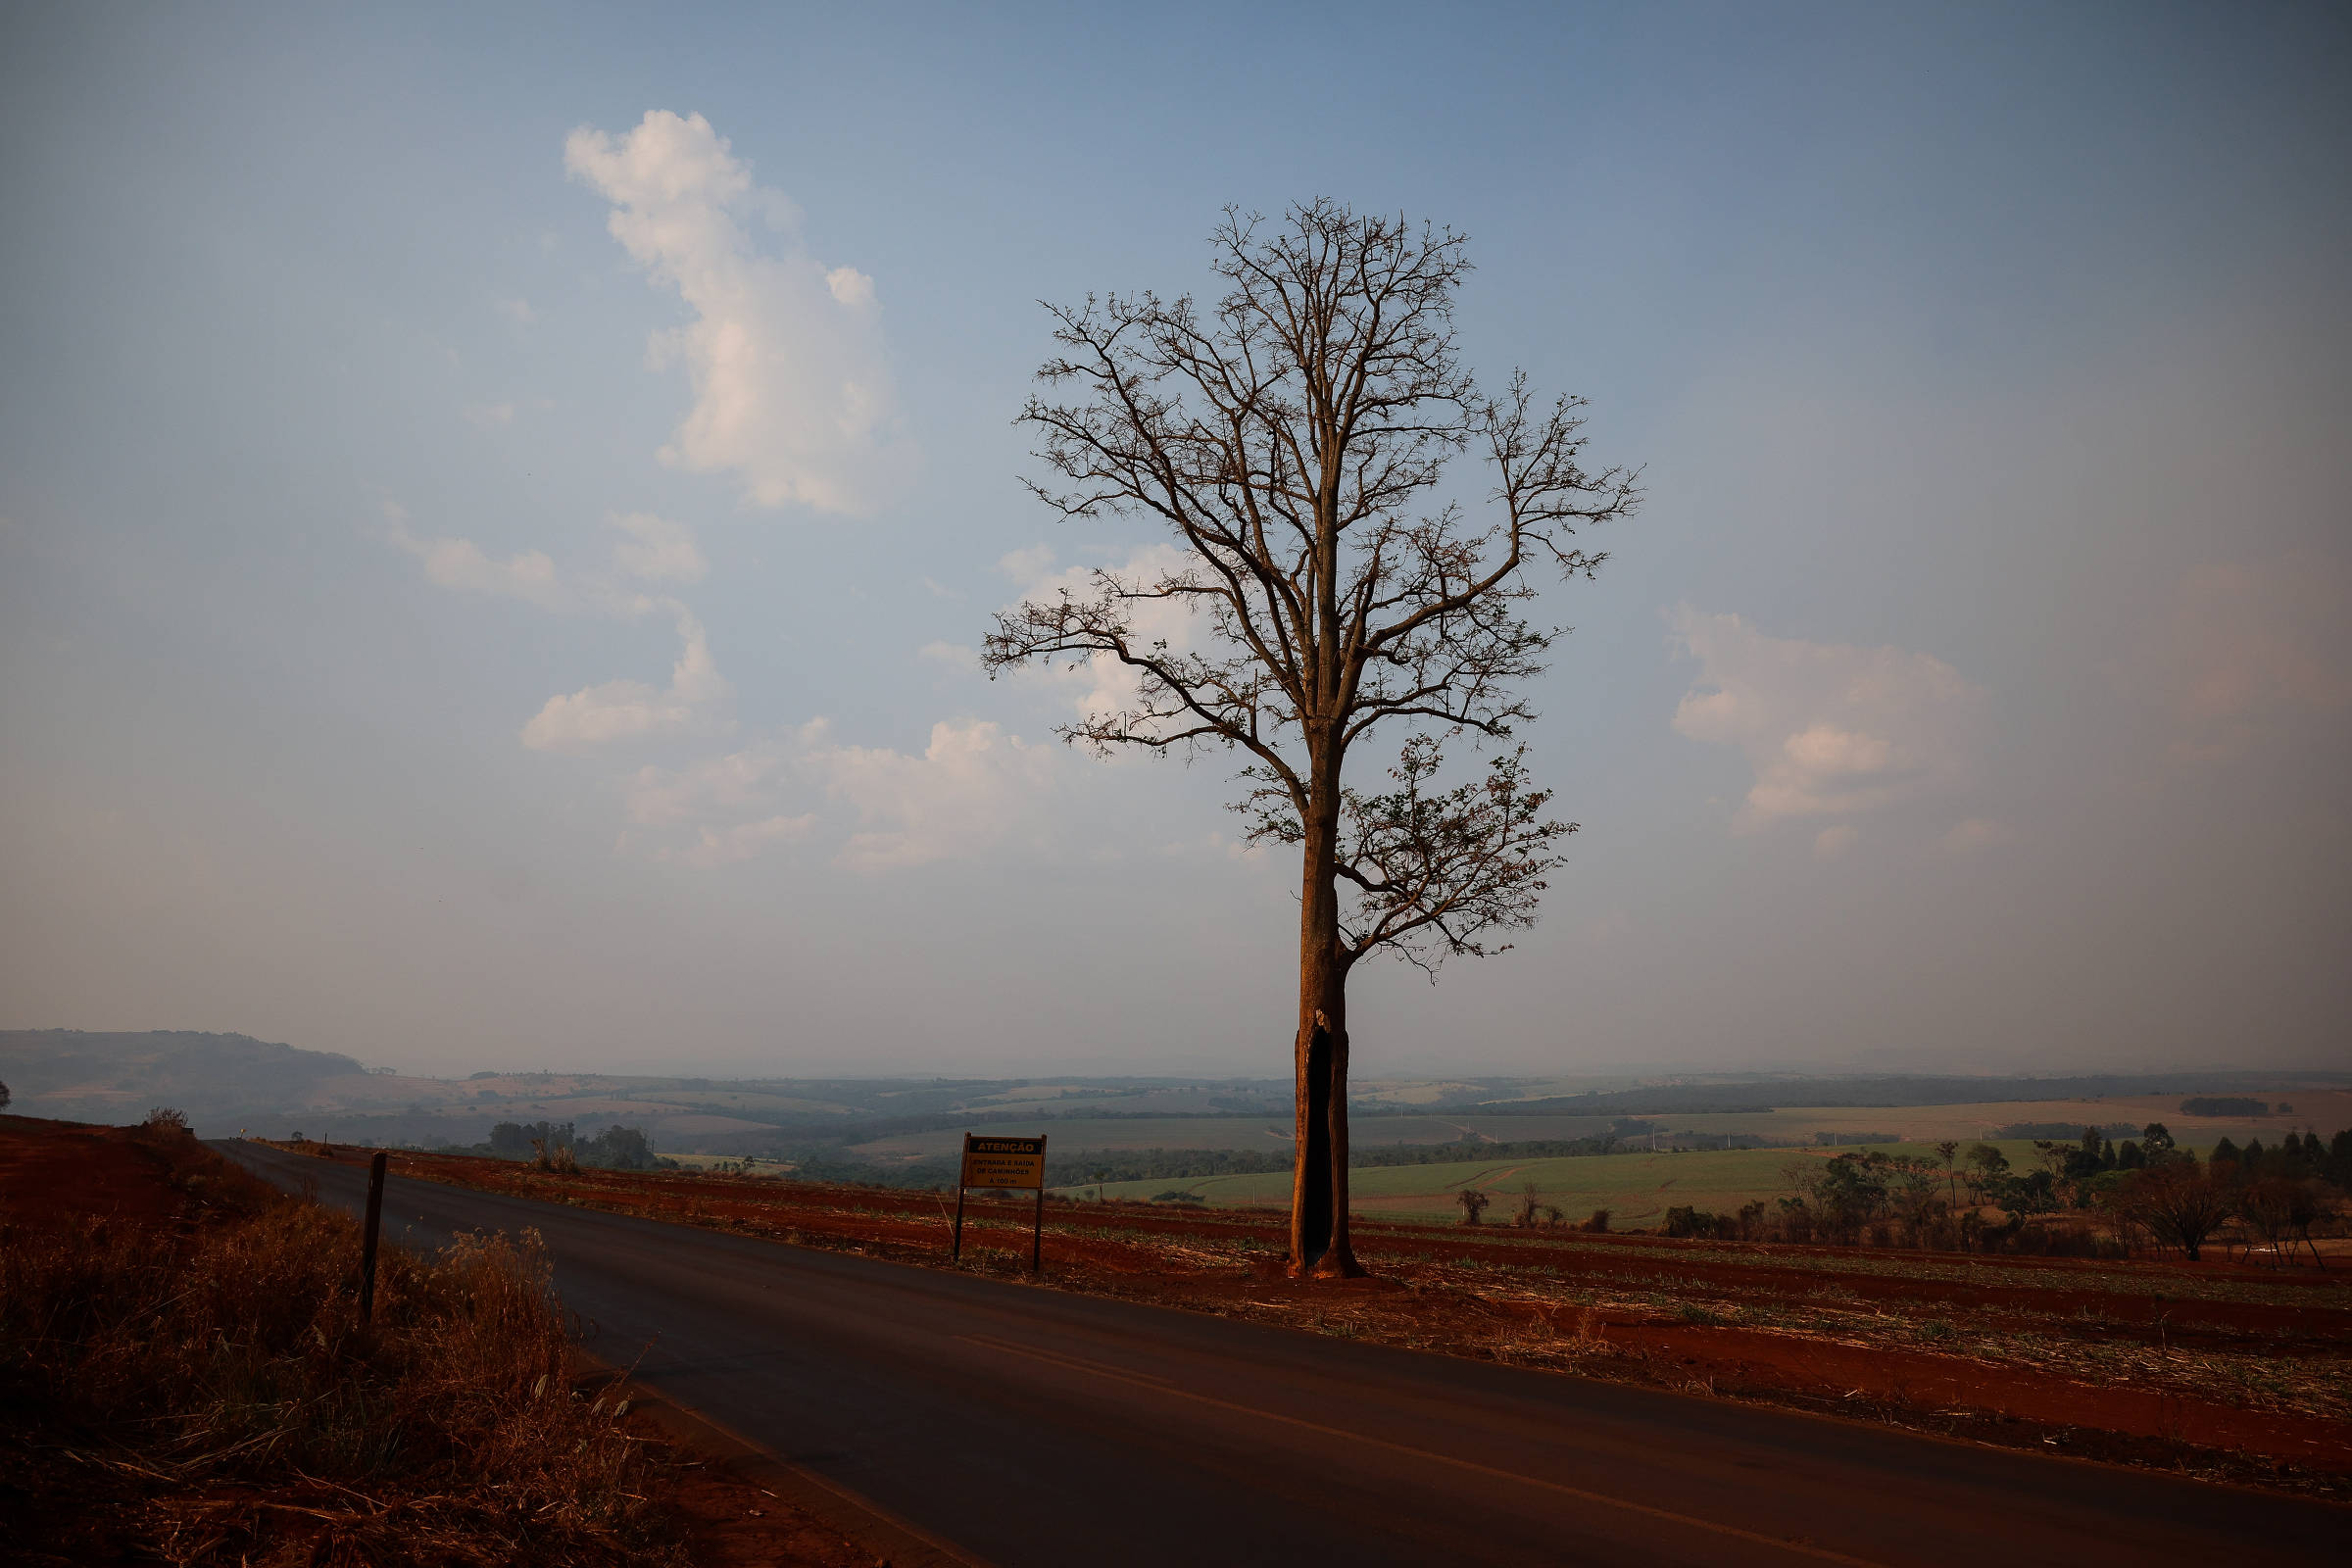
[857,1088,2350,1167]
[1065,1139,2222,1226]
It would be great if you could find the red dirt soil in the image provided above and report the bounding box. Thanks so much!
[318,1144,2352,1490]
[0,1113,215,1231]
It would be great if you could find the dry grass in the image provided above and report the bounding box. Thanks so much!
[0,1133,691,1566]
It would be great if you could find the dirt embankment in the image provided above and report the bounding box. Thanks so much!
[331,1143,2352,1495]
[0,1116,881,1568]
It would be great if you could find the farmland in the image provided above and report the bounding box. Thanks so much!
[850,1090,2352,1172]
[1079,1141,2140,1224]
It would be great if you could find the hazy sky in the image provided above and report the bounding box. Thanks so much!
[3,3,2346,1079]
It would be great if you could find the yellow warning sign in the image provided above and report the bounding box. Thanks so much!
[959,1134,1047,1190]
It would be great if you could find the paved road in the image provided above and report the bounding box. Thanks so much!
[220,1143,2344,1567]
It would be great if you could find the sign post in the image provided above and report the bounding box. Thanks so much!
[951,1134,1049,1272]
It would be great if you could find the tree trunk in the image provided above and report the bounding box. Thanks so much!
[1288,745,1363,1279]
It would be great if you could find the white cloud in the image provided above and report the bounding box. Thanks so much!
[564,110,905,514]
[463,402,516,429]
[389,510,710,615]
[824,267,876,308]
[616,758,816,861]
[609,512,707,585]
[806,717,1060,871]
[619,716,1064,871]
[495,297,536,326]
[520,608,731,753]
[1813,824,1859,858]
[387,515,566,611]
[623,743,788,828]
[1669,606,1985,829]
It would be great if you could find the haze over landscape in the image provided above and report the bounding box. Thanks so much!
[4,2,2347,1084]
[11,10,2352,1561]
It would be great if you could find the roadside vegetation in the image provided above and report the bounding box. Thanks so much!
[0,1114,708,1565]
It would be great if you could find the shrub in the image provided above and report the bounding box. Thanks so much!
[1582,1207,1610,1233]
[1662,1204,1711,1239]
[142,1105,190,1133]
[2111,1161,2232,1260]
[1455,1188,1491,1225]
[2239,1177,2326,1266]
[0,1171,686,1564]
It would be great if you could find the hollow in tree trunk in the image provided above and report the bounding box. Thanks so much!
[1289,781,1362,1277]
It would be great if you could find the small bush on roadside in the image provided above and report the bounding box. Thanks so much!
[1583,1207,1610,1233]
[533,1138,581,1174]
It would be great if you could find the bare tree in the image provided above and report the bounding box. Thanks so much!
[985,202,1638,1276]
[2117,1161,2233,1261]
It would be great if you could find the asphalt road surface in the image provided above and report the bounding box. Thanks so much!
[219,1143,2345,1567]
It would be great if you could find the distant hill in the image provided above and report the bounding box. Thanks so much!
[7,1030,2346,1159]
[0,1030,365,1125]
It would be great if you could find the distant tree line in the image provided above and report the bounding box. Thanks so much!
[1983,1121,2139,1141]
[2180,1096,2279,1118]
[1644,1122,2352,1261]
[479,1121,665,1171]
[755,1132,1673,1194]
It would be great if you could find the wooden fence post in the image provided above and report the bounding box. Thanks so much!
[359,1151,387,1326]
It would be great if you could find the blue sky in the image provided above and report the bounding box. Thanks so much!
[3,2,2346,1077]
